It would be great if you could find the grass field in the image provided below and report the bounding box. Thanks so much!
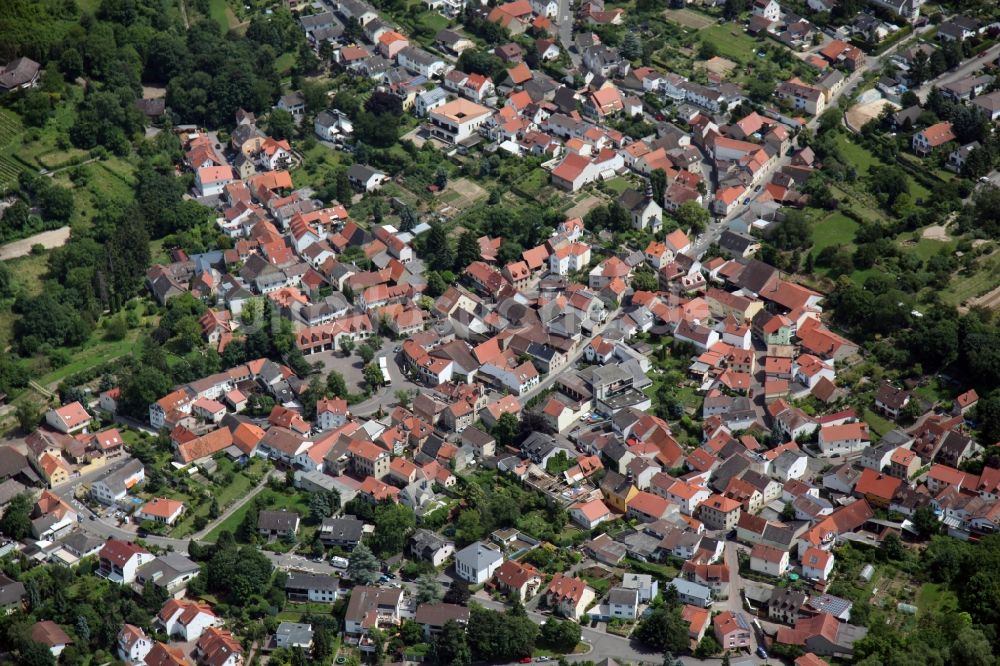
[663,7,715,29]
[811,212,858,259]
[160,458,267,538]
[834,134,931,202]
[917,582,958,618]
[208,0,241,32]
[204,488,311,543]
[863,409,896,438]
[292,142,350,190]
[698,24,761,63]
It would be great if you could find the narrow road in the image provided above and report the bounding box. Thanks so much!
[517,307,622,407]
[556,0,580,68]
[916,42,1000,103]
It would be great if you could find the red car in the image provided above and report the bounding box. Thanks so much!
[519,658,532,663]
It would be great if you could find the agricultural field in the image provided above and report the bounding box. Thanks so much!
[663,7,716,29]
[0,110,27,191]
[698,24,763,64]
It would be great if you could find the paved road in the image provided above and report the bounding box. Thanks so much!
[556,0,580,68]
[690,61,870,259]
[916,42,1000,103]
[517,307,622,407]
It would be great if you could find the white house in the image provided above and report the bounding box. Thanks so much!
[427,98,493,144]
[195,166,237,197]
[752,0,781,22]
[608,587,640,620]
[316,397,349,430]
[454,541,504,584]
[45,401,91,434]
[397,46,447,78]
[548,242,591,275]
[801,547,835,581]
[91,459,145,505]
[415,87,448,117]
[818,422,871,457]
[569,498,613,529]
[157,599,221,641]
[136,498,185,526]
[117,624,153,664]
[749,544,789,577]
[621,573,659,603]
[314,109,354,141]
[98,539,155,585]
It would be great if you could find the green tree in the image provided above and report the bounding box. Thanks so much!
[454,230,481,272]
[268,109,296,140]
[492,412,520,448]
[674,200,708,235]
[650,169,666,205]
[347,542,381,584]
[364,363,384,390]
[340,338,355,356]
[432,619,472,666]
[206,542,274,599]
[634,606,689,653]
[19,641,56,666]
[327,370,348,398]
[15,400,43,433]
[444,580,471,606]
[632,267,659,292]
[423,222,454,271]
[359,343,376,364]
[0,493,32,540]
[336,169,353,204]
[370,502,416,556]
[540,618,581,652]
[416,573,444,603]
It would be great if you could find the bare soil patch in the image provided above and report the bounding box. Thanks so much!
[0,226,70,260]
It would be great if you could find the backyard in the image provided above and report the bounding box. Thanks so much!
[698,24,763,64]
[204,486,313,545]
[136,457,269,538]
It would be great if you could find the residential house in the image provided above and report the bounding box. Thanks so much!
[714,611,753,651]
[454,541,504,584]
[545,573,596,620]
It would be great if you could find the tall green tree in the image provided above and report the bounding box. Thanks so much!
[431,619,472,666]
[0,493,32,540]
[454,230,481,272]
[347,542,381,584]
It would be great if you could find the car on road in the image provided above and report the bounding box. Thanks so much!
[394,346,401,353]
[536,657,550,662]
[756,646,769,659]
[519,658,532,663]
[743,198,750,205]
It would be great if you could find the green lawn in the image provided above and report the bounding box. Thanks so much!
[204,488,311,543]
[900,236,955,263]
[292,142,350,191]
[698,25,762,63]
[939,258,1000,307]
[811,212,859,259]
[275,52,296,76]
[863,409,896,438]
[917,583,958,618]
[32,323,145,388]
[604,176,631,195]
[834,134,931,201]
[208,0,235,32]
[165,459,268,537]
